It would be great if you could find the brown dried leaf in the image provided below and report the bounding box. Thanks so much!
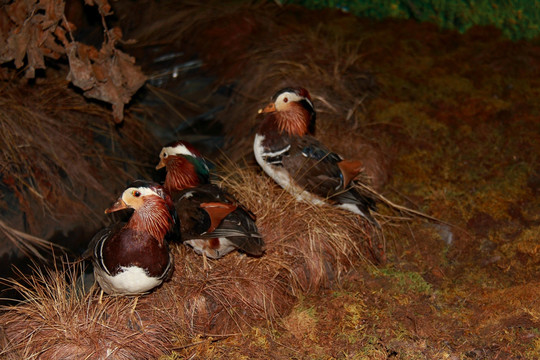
[6,0,32,24]
[7,25,30,67]
[91,61,107,82]
[0,8,12,34]
[2,0,64,69]
[43,0,65,27]
[108,26,122,41]
[53,24,68,45]
[65,42,95,90]
[26,28,46,78]
[65,40,146,122]
[43,31,65,56]
[1,0,145,121]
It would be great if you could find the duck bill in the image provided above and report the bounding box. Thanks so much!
[105,198,128,214]
[259,102,276,114]
[155,159,166,170]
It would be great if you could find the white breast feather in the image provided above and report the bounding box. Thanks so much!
[94,266,161,295]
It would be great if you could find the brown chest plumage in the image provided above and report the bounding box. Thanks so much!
[103,227,170,278]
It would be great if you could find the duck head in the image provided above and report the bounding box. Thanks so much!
[259,87,316,136]
[106,180,174,241]
[156,140,210,192]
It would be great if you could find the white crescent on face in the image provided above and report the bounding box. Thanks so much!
[162,143,197,158]
[274,91,313,112]
[119,186,161,210]
[161,143,210,177]
[121,186,159,200]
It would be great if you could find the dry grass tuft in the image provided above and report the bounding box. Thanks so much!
[148,160,377,336]
[0,261,173,359]
[0,159,379,357]
[0,70,159,254]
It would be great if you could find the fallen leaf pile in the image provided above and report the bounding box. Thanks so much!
[0,0,146,121]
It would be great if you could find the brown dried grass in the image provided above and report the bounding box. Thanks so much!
[151,159,377,336]
[158,159,376,332]
[217,161,374,291]
[0,70,158,253]
[0,261,173,359]
[0,159,377,357]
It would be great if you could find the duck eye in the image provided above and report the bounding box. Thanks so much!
[132,190,141,197]
[283,97,288,103]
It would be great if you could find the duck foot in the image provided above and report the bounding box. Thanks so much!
[127,296,142,331]
[202,253,213,270]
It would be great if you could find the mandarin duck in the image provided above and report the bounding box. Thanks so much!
[86,180,175,297]
[156,140,264,268]
[253,87,379,227]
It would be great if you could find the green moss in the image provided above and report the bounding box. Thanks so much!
[288,0,540,40]
[524,337,540,359]
[370,266,433,295]
[339,294,368,344]
[499,226,540,265]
